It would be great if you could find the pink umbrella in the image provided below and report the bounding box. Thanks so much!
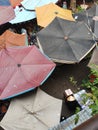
[0,45,56,100]
[0,5,15,25]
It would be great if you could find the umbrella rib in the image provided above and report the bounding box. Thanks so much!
[55,20,78,61]
[19,67,41,85]
[22,105,49,128]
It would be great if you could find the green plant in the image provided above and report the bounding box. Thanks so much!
[74,107,81,124]
[69,76,77,87]
[81,68,98,115]
[76,5,84,12]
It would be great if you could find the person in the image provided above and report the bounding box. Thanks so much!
[62,1,67,9]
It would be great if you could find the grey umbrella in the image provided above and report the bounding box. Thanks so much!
[37,17,96,64]
[73,4,98,38]
[93,5,98,38]
[73,4,97,32]
[88,46,98,71]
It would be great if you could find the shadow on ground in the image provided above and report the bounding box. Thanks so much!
[40,58,91,100]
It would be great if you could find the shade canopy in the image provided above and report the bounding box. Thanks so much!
[37,17,96,63]
[0,0,10,6]
[88,46,98,71]
[0,5,15,25]
[9,0,23,7]
[21,0,58,10]
[0,88,62,130]
[0,45,56,99]
[9,6,36,24]
[73,4,97,33]
[0,30,26,49]
[35,3,74,27]
[93,5,98,38]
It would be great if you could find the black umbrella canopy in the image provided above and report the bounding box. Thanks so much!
[73,4,97,32]
[37,17,96,64]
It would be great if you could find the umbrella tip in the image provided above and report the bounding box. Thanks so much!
[64,36,68,40]
[17,64,21,67]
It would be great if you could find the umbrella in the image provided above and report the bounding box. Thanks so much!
[0,30,27,49]
[37,17,96,64]
[88,46,98,71]
[0,0,10,6]
[9,0,23,8]
[21,0,58,10]
[0,88,62,130]
[73,4,97,32]
[0,5,15,25]
[35,3,74,27]
[9,6,36,24]
[0,45,56,100]
[93,5,98,38]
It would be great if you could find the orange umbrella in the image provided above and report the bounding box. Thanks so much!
[0,30,26,49]
[35,3,75,27]
[9,0,23,8]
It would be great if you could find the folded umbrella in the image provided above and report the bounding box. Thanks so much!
[37,17,96,63]
[35,3,74,27]
[0,45,56,99]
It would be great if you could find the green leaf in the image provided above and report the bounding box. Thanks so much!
[74,114,79,124]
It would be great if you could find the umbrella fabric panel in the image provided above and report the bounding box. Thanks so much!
[94,5,98,38]
[73,4,97,32]
[37,17,96,63]
[9,0,23,7]
[94,21,98,38]
[0,0,10,6]
[88,47,98,71]
[9,6,36,24]
[0,6,15,25]
[0,45,56,99]
[0,30,26,47]
[0,89,62,130]
[21,0,58,10]
[35,3,74,27]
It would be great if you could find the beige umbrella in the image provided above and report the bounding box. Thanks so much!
[0,88,62,130]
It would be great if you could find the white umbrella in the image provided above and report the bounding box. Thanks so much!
[21,0,58,10]
[0,88,62,130]
[9,6,36,24]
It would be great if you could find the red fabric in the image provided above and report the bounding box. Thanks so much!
[0,45,56,99]
[0,6,15,25]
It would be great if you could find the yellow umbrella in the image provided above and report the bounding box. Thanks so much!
[35,2,75,27]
